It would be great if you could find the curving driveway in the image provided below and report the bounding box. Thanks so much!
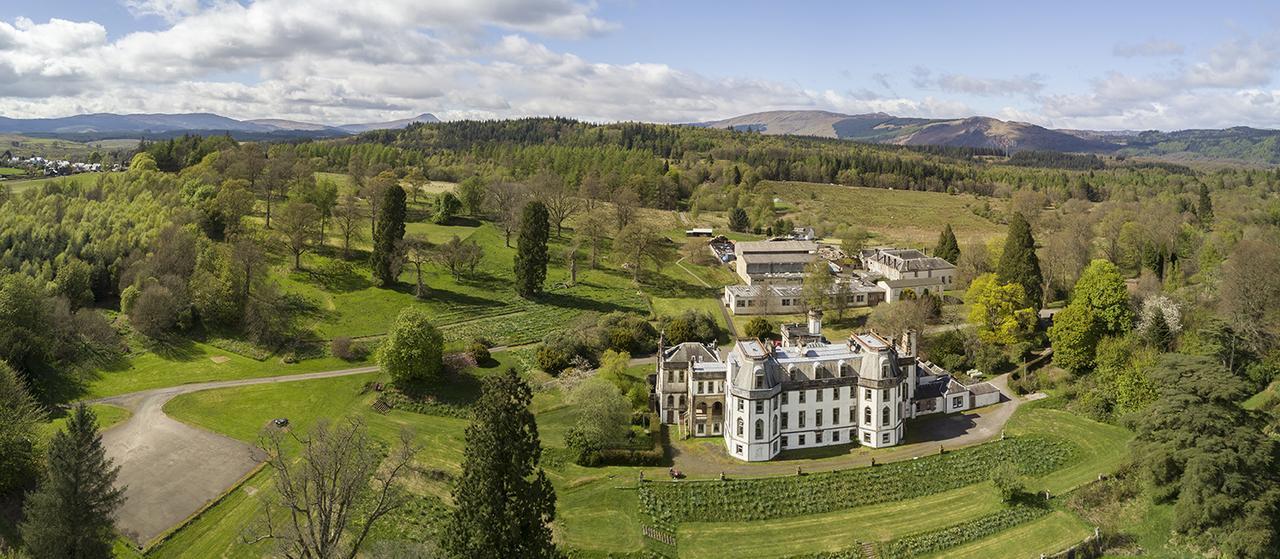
[88,366,379,546]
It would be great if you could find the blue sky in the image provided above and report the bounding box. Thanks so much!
[4,0,1280,129]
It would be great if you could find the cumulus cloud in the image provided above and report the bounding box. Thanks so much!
[1113,39,1184,58]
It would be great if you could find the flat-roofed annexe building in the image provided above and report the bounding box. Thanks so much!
[656,311,1002,462]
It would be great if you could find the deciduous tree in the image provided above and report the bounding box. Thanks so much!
[276,201,321,270]
[378,308,444,387]
[0,360,44,496]
[331,193,362,260]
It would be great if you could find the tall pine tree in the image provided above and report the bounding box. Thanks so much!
[514,201,550,298]
[20,404,125,559]
[934,223,960,263]
[371,183,407,287]
[1197,182,1214,227]
[997,213,1043,309]
[443,370,558,559]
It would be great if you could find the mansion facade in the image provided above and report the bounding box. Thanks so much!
[655,312,1001,461]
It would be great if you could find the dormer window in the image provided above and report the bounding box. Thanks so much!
[754,373,764,389]
[881,362,890,378]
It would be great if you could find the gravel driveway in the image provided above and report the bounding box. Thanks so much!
[89,366,379,546]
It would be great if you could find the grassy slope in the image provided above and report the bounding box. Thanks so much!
[765,180,1006,246]
[933,511,1090,559]
[5,172,108,193]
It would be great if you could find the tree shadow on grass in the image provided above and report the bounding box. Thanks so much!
[536,291,639,315]
[396,369,484,409]
[638,270,719,299]
[296,262,373,293]
[397,284,509,311]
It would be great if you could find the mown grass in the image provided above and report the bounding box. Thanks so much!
[680,485,1006,558]
[931,510,1090,559]
[40,403,131,441]
[1005,403,1133,494]
[84,339,370,399]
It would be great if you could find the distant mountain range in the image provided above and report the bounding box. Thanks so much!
[0,112,439,138]
[695,110,1280,164]
[4,109,1280,164]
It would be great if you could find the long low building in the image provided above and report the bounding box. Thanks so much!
[655,311,1003,461]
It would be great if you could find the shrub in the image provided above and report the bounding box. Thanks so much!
[658,310,720,344]
[743,317,773,340]
[468,340,491,365]
[330,336,364,360]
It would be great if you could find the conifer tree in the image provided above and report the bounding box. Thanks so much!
[934,223,961,263]
[1197,182,1214,226]
[514,201,550,298]
[997,213,1043,309]
[371,182,407,287]
[727,207,749,232]
[0,360,44,496]
[443,370,558,559]
[20,404,125,559]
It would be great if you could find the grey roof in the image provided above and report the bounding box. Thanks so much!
[914,374,950,399]
[968,382,1001,395]
[737,240,817,254]
[740,252,814,264]
[662,342,718,365]
[861,248,955,272]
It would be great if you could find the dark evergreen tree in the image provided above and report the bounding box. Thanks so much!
[1197,182,1214,226]
[443,370,558,559]
[997,213,1043,309]
[514,201,550,298]
[0,360,44,496]
[371,182,407,287]
[727,207,750,232]
[20,404,125,559]
[934,223,961,263]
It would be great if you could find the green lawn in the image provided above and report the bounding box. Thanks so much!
[0,166,26,176]
[1005,404,1133,494]
[680,485,1005,558]
[932,510,1091,559]
[40,404,131,441]
[84,339,371,399]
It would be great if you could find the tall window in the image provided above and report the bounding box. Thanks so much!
[832,388,839,400]
[737,418,744,436]
[799,390,806,403]
[781,412,789,429]
[864,406,871,425]
[754,373,764,389]
[816,409,823,427]
[754,419,764,440]
[832,407,840,424]
[799,411,806,428]
[755,401,764,414]
[666,395,673,408]
[882,406,890,425]
[881,362,890,377]
[816,389,823,402]
[781,392,788,405]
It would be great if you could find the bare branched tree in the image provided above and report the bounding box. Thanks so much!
[246,417,416,559]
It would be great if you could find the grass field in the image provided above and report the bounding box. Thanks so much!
[4,171,108,193]
[40,403,131,441]
[83,338,371,399]
[763,181,1006,246]
[1243,380,1277,410]
[933,510,1091,559]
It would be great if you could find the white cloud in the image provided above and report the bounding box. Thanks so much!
[121,0,202,23]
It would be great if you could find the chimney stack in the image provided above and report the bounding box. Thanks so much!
[808,309,823,337]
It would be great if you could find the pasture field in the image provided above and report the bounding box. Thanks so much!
[763,180,1006,246]
[4,171,108,193]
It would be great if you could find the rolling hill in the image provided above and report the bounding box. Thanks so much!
[694,111,1114,153]
[0,112,440,139]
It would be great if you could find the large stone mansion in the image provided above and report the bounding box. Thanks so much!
[654,311,1001,462]
[722,240,956,315]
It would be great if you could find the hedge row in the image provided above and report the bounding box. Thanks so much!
[877,505,1051,558]
[638,436,1076,525]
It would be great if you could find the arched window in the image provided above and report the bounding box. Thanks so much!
[712,402,723,416]
[666,395,674,407]
[696,402,707,415]
[754,419,764,440]
[815,365,831,379]
[679,395,686,407]
[754,373,764,389]
[882,406,890,425]
[863,406,871,425]
[736,418,744,436]
[881,362,890,378]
